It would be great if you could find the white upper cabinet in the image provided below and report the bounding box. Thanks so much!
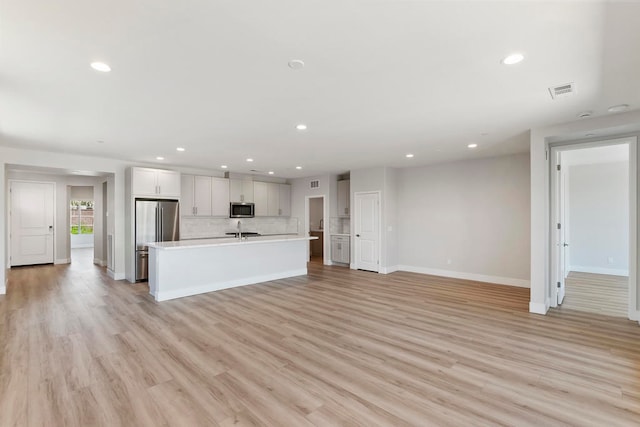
[253,182,269,216]
[255,182,291,217]
[229,178,254,203]
[211,177,230,217]
[182,174,229,217]
[337,180,350,217]
[132,167,180,198]
[278,184,291,216]
[267,183,280,216]
[181,175,212,216]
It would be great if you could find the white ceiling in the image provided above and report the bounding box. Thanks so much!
[2,1,639,178]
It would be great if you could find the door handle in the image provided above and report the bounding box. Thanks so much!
[563,243,569,247]
[356,234,360,237]
[49,225,53,230]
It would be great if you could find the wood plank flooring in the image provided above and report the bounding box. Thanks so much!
[561,271,628,317]
[1,255,640,426]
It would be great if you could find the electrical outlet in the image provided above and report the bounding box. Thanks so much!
[447,258,452,265]
[608,257,614,265]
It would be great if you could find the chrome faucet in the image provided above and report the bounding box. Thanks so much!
[237,220,242,240]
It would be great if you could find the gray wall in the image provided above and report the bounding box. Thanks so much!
[397,153,531,284]
[568,161,629,274]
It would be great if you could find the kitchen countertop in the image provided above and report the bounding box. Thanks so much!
[182,233,297,240]
[149,235,316,250]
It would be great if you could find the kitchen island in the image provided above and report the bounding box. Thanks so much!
[147,235,317,301]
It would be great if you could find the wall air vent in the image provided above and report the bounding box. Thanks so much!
[548,83,575,100]
[310,180,319,189]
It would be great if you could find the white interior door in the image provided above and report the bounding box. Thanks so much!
[354,192,380,272]
[10,181,55,266]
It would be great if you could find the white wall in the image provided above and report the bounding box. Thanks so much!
[0,145,127,287]
[70,185,94,200]
[1,163,6,293]
[568,161,629,275]
[529,110,640,317]
[350,167,397,272]
[290,174,333,263]
[7,171,106,264]
[396,153,531,286]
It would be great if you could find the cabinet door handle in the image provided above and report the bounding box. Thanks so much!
[278,208,282,216]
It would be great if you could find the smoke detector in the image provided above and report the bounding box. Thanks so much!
[549,83,575,100]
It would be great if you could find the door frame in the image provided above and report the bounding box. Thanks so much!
[548,137,637,319]
[304,195,329,265]
[353,191,381,273]
[8,179,57,267]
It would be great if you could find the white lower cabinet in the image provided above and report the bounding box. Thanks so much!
[331,235,350,264]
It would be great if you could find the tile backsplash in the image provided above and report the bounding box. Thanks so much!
[329,217,350,234]
[181,217,299,239]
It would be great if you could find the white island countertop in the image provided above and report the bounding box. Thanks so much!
[148,235,315,250]
[147,235,317,301]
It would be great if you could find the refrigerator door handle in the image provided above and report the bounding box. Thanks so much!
[160,207,164,241]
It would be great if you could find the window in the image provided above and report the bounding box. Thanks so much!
[70,200,94,234]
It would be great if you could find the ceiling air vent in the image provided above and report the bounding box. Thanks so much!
[548,83,575,100]
[310,180,319,189]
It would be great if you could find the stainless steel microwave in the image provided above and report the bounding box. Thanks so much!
[230,202,255,218]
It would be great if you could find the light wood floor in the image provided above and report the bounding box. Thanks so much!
[562,271,628,318]
[2,258,640,426]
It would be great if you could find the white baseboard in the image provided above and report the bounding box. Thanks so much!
[380,265,399,274]
[107,269,125,280]
[153,268,308,302]
[629,310,640,321]
[0,285,5,295]
[396,265,530,288]
[569,265,629,277]
[93,258,106,267]
[529,301,548,315]
[54,258,71,265]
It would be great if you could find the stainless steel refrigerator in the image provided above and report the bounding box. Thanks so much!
[135,199,179,281]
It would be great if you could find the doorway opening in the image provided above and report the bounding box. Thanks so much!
[69,186,95,266]
[550,138,636,319]
[307,196,325,264]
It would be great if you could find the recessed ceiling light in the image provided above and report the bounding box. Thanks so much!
[502,53,524,65]
[71,171,81,174]
[156,156,164,160]
[607,104,629,113]
[405,154,414,158]
[90,62,111,72]
[577,111,593,118]
[585,133,596,137]
[221,165,228,169]
[467,143,478,149]
[268,171,275,175]
[288,59,305,70]
[246,158,254,162]
[296,124,307,131]
[97,140,104,144]
[176,147,185,152]
[296,166,302,170]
